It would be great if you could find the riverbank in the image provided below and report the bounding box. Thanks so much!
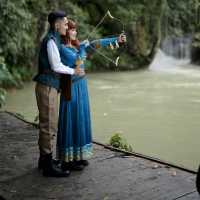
[0,111,199,200]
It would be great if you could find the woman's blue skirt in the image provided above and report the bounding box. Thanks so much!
[57,77,93,162]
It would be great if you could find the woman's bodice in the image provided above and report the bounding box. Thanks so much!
[60,37,119,71]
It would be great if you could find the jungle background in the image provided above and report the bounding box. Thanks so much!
[0,0,200,106]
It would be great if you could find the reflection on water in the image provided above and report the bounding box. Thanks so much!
[2,68,200,171]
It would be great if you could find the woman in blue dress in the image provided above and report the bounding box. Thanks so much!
[57,20,126,171]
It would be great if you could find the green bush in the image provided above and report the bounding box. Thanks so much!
[109,133,133,152]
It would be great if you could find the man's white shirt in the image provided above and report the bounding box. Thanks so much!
[47,39,75,75]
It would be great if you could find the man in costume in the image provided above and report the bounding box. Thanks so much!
[33,10,84,177]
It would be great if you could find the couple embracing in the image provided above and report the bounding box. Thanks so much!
[34,10,126,177]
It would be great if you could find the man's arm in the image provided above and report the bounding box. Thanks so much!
[47,39,75,75]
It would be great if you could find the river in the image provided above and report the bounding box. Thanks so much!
[2,50,200,171]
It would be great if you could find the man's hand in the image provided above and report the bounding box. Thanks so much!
[74,66,85,76]
[118,33,126,43]
[74,57,85,76]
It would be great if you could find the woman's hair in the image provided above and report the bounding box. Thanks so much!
[62,19,80,48]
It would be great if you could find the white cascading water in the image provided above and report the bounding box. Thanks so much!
[149,36,193,74]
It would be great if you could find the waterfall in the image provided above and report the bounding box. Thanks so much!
[149,36,192,72]
[161,36,191,60]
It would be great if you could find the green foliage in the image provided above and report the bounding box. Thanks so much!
[0,88,6,108]
[79,0,165,69]
[109,133,133,152]
[192,33,200,47]
[0,57,8,106]
[162,0,197,38]
[0,56,17,88]
[0,0,199,91]
[0,0,35,67]
[59,1,101,40]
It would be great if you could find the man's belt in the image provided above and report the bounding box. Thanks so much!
[40,69,60,78]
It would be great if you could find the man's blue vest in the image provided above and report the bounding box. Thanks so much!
[33,30,61,90]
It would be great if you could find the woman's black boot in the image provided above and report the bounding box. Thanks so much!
[77,160,89,166]
[62,161,84,171]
